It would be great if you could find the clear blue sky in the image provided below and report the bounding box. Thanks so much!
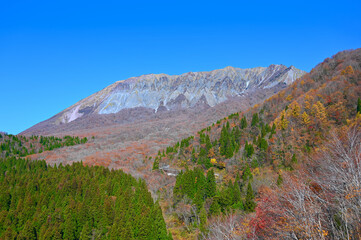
[1,0,360,134]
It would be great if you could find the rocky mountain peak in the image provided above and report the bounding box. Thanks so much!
[40,65,306,125]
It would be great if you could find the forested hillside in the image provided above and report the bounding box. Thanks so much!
[154,49,361,239]
[0,134,172,240]
[0,133,88,158]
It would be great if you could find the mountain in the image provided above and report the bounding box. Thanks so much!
[153,48,361,239]
[22,64,305,136]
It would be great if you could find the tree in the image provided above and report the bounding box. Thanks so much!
[251,113,259,126]
[206,169,216,198]
[209,200,221,216]
[18,220,36,240]
[199,205,208,233]
[357,98,361,114]
[302,111,311,125]
[244,182,256,212]
[241,116,247,129]
[79,222,92,240]
[152,157,159,170]
[276,174,283,186]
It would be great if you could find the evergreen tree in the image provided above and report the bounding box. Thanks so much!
[206,169,216,198]
[199,205,208,233]
[209,199,221,216]
[240,116,247,129]
[251,113,259,126]
[357,98,361,114]
[152,157,159,170]
[152,203,171,240]
[205,134,212,150]
[79,222,92,240]
[18,220,36,240]
[291,154,297,164]
[233,181,241,204]
[244,182,256,212]
[277,173,283,186]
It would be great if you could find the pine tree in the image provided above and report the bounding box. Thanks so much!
[152,202,170,240]
[18,220,36,240]
[199,205,208,233]
[357,98,361,114]
[79,222,92,240]
[241,116,247,129]
[251,113,259,126]
[291,154,297,164]
[206,169,216,198]
[233,181,241,204]
[205,135,212,150]
[244,182,256,212]
[152,157,159,170]
[209,199,221,216]
[277,174,283,186]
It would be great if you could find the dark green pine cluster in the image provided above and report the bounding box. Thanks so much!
[0,157,172,240]
[173,167,256,223]
[0,133,88,158]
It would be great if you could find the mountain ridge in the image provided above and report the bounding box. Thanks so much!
[22,64,305,135]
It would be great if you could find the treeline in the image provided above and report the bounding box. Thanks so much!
[0,157,172,240]
[0,133,88,158]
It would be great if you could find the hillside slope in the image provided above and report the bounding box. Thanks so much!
[153,48,361,239]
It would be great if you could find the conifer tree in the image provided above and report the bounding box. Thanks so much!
[209,199,221,216]
[199,205,208,233]
[357,98,361,114]
[277,174,283,186]
[206,169,216,198]
[291,154,297,164]
[79,222,92,240]
[233,180,241,204]
[241,116,247,129]
[244,182,256,212]
[152,157,159,170]
[251,113,259,126]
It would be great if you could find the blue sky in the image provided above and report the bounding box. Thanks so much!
[1,0,360,134]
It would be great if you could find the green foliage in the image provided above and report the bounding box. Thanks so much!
[251,113,259,126]
[0,157,171,239]
[244,182,256,212]
[199,205,207,233]
[244,141,254,158]
[153,157,160,170]
[206,169,216,198]
[240,116,248,129]
[277,173,283,186]
[357,98,361,114]
[0,134,87,158]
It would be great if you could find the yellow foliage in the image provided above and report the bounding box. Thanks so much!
[275,110,289,130]
[286,94,293,101]
[341,65,354,75]
[210,158,217,164]
[312,101,327,123]
[304,94,314,110]
[302,111,311,125]
[289,101,301,118]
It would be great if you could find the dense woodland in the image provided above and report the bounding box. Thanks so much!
[0,134,88,158]
[153,49,361,239]
[0,135,172,240]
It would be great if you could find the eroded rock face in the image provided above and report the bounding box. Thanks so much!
[55,65,305,124]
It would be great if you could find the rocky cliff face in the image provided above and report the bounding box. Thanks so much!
[56,65,305,124]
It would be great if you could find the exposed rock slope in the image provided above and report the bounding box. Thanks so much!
[22,64,305,135]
